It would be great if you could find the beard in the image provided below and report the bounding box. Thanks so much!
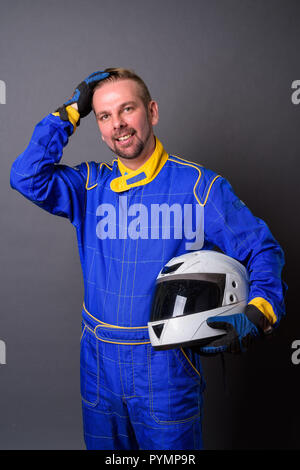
[106,126,152,160]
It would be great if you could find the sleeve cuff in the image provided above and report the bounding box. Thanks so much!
[248,297,277,325]
[52,105,80,131]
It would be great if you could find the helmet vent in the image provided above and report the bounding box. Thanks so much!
[161,262,184,274]
[152,323,164,339]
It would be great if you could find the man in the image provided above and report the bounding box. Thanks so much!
[10,68,286,450]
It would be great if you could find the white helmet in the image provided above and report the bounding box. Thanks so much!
[148,250,249,350]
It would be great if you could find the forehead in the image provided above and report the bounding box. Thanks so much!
[92,79,143,111]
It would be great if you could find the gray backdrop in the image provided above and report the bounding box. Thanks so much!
[0,0,299,449]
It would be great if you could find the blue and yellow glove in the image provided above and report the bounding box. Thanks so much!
[54,70,110,128]
[199,305,273,354]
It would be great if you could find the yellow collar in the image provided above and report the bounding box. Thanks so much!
[110,137,169,193]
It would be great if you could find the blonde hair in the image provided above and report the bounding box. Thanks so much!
[93,67,152,108]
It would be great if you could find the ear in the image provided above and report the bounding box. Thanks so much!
[148,100,159,126]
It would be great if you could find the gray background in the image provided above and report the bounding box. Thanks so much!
[0,0,299,449]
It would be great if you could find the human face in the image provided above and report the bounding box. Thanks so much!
[92,79,159,166]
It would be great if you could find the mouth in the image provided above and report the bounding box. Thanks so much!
[114,131,135,143]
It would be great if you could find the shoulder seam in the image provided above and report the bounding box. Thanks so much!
[168,156,221,206]
[200,174,222,206]
[168,154,203,169]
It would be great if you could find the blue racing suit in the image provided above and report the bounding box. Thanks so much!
[10,111,286,450]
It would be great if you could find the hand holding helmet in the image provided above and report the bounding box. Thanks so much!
[198,304,271,354]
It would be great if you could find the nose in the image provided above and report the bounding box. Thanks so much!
[112,113,126,130]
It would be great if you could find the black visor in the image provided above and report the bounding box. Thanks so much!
[150,274,226,322]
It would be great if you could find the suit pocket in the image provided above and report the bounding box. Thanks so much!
[148,348,202,424]
[80,326,100,406]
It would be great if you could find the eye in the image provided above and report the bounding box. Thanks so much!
[124,106,133,112]
[99,114,109,122]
